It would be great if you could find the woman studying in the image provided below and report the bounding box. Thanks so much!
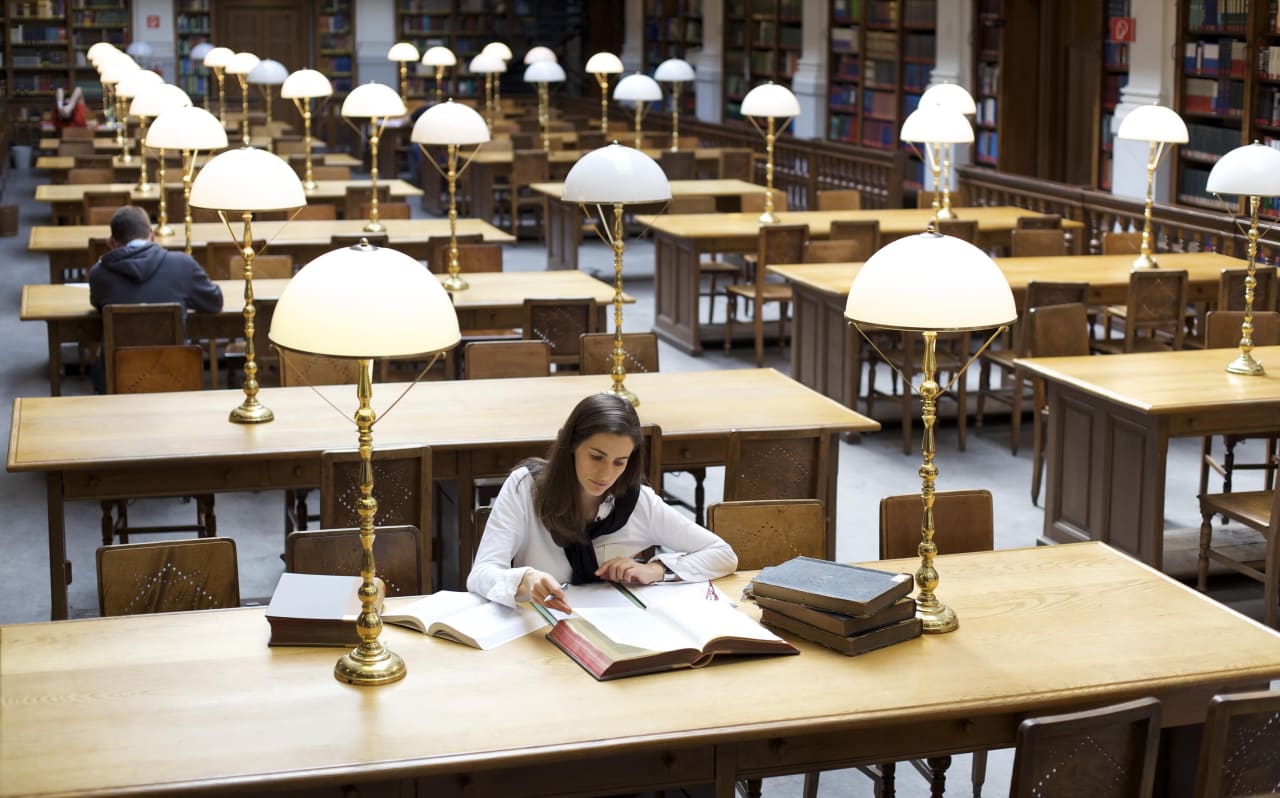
[467,394,738,614]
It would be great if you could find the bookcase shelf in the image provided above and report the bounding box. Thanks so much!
[173,0,211,103]
[642,0,701,115]
[1097,0,1132,190]
[723,0,803,120]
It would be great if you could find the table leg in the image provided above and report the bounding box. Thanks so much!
[469,162,498,226]
[544,198,580,270]
[45,325,63,396]
[47,472,70,620]
[652,232,705,356]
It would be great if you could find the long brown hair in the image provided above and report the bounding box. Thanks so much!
[527,393,645,546]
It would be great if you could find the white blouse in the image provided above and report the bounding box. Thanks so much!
[467,467,739,608]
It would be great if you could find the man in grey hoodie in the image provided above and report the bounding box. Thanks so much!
[88,205,224,392]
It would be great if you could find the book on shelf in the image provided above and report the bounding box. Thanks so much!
[755,593,916,637]
[751,556,914,618]
[761,608,923,657]
[265,572,385,647]
[543,580,798,681]
[382,590,547,650]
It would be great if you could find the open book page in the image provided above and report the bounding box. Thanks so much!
[573,605,705,652]
[649,601,787,651]
[384,590,547,650]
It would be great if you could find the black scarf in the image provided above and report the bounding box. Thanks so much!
[564,487,641,584]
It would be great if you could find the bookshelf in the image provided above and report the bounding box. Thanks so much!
[397,0,530,106]
[3,0,131,130]
[970,0,1037,176]
[1098,0,1132,190]
[316,0,355,95]
[642,0,702,114]
[173,0,210,103]
[723,0,803,119]
[825,0,936,190]
[1256,0,1280,214]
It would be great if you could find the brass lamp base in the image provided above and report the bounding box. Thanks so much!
[442,273,469,291]
[758,210,779,225]
[156,224,175,238]
[605,382,639,407]
[136,181,152,193]
[1226,351,1265,376]
[303,180,318,193]
[364,220,386,233]
[229,398,275,424]
[916,597,959,635]
[335,647,406,686]
[935,206,957,221]
[1132,252,1158,270]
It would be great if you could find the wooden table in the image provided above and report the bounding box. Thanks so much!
[27,218,515,284]
[531,178,770,271]
[7,368,876,619]
[39,127,307,152]
[35,151,358,183]
[35,178,423,224]
[1016,346,1280,569]
[21,271,629,396]
[4,543,1277,797]
[768,252,1252,412]
[637,207,1083,355]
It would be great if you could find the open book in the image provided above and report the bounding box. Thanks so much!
[543,581,798,681]
[383,590,548,650]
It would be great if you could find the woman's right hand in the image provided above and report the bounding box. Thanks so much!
[519,569,571,614]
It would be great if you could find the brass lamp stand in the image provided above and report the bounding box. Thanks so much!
[155,148,173,237]
[655,58,695,153]
[668,81,683,152]
[740,84,800,226]
[430,142,484,290]
[912,330,953,632]
[412,100,490,291]
[937,142,957,220]
[755,115,783,224]
[595,72,611,135]
[181,150,196,254]
[1115,103,1189,270]
[1134,140,1160,269]
[432,65,446,104]
[295,96,318,192]
[365,117,388,233]
[133,115,153,192]
[235,73,252,147]
[223,210,274,424]
[537,81,551,153]
[1226,196,1265,375]
[212,65,227,125]
[602,201,635,404]
[116,92,134,163]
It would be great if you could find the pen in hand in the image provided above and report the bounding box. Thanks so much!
[538,582,572,615]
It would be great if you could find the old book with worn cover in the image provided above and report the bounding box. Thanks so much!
[760,608,923,657]
[755,594,917,637]
[751,556,914,618]
[265,573,384,647]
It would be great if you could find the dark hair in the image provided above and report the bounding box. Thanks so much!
[109,206,152,244]
[528,393,645,545]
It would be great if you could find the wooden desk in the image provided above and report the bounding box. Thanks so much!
[7,368,875,619]
[637,207,1083,355]
[35,152,358,183]
[4,543,1277,797]
[40,128,308,152]
[28,218,515,284]
[1016,346,1280,569]
[21,271,629,395]
[531,179,770,270]
[768,252,1251,412]
[35,179,423,224]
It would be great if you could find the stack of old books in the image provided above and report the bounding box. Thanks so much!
[752,556,923,656]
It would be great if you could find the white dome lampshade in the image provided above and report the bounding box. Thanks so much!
[125,41,153,60]
[411,100,490,146]
[654,57,695,83]
[483,42,513,61]
[586,52,623,75]
[920,82,976,115]
[115,69,163,101]
[341,82,407,119]
[387,42,420,63]
[203,46,234,69]
[270,243,461,359]
[99,60,140,87]
[524,46,556,64]
[613,73,662,103]
[421,46,457,67]
[1117,103,1189,144]
[523,61,566,83]
[281,68,333,99]
[190,147,306,212]
[1206,142,1280,197]
[248,59,289,85]
[562,144,672,205]
[468,53,505,74]
[900,103,974,144]
[740,82,800,118]
[188,42,214,65]
[845,231,1016,332]
[145,105,228,150]
[224,52,260,76]
[87,41,119,66]
[130,84,191,120]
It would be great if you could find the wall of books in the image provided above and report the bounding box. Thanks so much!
[396,0,539,105]
[642,0,701,115]
[1098,0,1132,190]
[723,0,802,119]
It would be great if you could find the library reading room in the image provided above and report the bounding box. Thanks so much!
[2,1,1280,796]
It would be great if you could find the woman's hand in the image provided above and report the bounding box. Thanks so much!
[596,557,667,585]
[519,569,571,614]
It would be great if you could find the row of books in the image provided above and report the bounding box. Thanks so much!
[1183,39,1247,78]
[1186,0,1249,33]
[1183,76,1244,117]
[1183,121,1244,160]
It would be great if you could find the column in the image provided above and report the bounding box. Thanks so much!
[928,0,974,188]
[790,0,827,139]
[695,0,723,123]
[1111,0,1178,199]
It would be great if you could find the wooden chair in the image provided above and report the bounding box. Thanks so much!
[1010,227,1067,257]
[579,331,660,376]
[1094,269,1190,353]
[827,219,881,261]
[102,303,186,404]
[84,206,118,225]
[321,445,434,593]
[1102,230,1144,255]
[463,340,552,379]
[658,149,697,180]
[1188,267,1280,348]
[1009,697,1162,798]
[112,344,204,394]
[802,238,862,263]
[427,232,483,274]
[455,242,505,273]
[363,201,411,220]
[740,189,788,214]
[725,223,807,367]
[308,165,352,181]
[522,297,598,370]
[508,148,550,237]
[1193,688,1280,797]
[292,203,338,221]
[96,537,239,616]
[343,184,390,221]
[706,499,825,570]
[1028,303,1094,504]
[1198,461,1280,627]
[285,525,426,598]
[1016,213,1062,229]
[82,190,131,225]
[935,216,978,244]
[717,147,754,180]
[723,427,831,515]
[816,189,862,211]
[68,167,114,185]
[204,239,265,280]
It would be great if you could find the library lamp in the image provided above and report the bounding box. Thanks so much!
[918,83,976,220]
[1116,103,1189,269]
[562,143,671,405]
[900,103,974,226]
[202,46,234,124]
[130,83,191,234]
[411,100,491,291]
[524,46,557,64]
[145,105,228,254]
[421,46,457,105]
[114,68,162,172]
[739,82,800,224]
[481,42,513,113]
[187,42,214,111]
[654,57,696,152]
[281,68,333,193]
[586,52,624,136]
[87,41,119,66]
[1205,141,1280,375]
[247,59,289,139]
[844,230,1015,634]
[190,146,306,424]
[523,61,566,153]
[99,59,140,153]
[90,48,126,132]
[613,73,662,150]
[269,241,460,687]
[341,82,408,233]
[386,41,420,102]
[224,52,261,147]
[468,52,505,130]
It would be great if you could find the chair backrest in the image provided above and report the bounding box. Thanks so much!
[1028,302,1092,359]
[68,167,115,185]
[741,189,788,213]
[309,165,352,181]
[1217,267,1278,312]
[512,148,550,186]
[58,139,95,156]
[455,242,505,273]
[668,195,716,214]
[285,525,426,597]
[82,189,131,219]
[718,147,754,180]
[1016,214,1063,229]
[816,189,862,211]
[102,303,186,395]
[330,232,389,248]
[827,219,881,260]
[292,203,338,221]
[803,239,863,263]
[706,499,826,571]
[1102,230,1143,255]
[112,344,204,394]
[204,239,265,280]
[1203,310,1280,349]
[1010,228,1068,257]
[935,217,978,244]
[579,331,660,375]
[1193,688,1280,798]
[231,253,293,279]
[723,428,830,508]
[427,233,484,273]
[363,201,411,220]
[463,340,552,379]
[87,236,112,266]
[1022,282,1090,354]
[658,149,697,180]
[1009,697,1162,798]
[85,206,118,225]
[754,223,809,288]
[878,489,994,559]
[522,297,598,367]
[343,184,391,219]
[278,349,363,387]
[1123,269,1189,350]
[96,537,240,616]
